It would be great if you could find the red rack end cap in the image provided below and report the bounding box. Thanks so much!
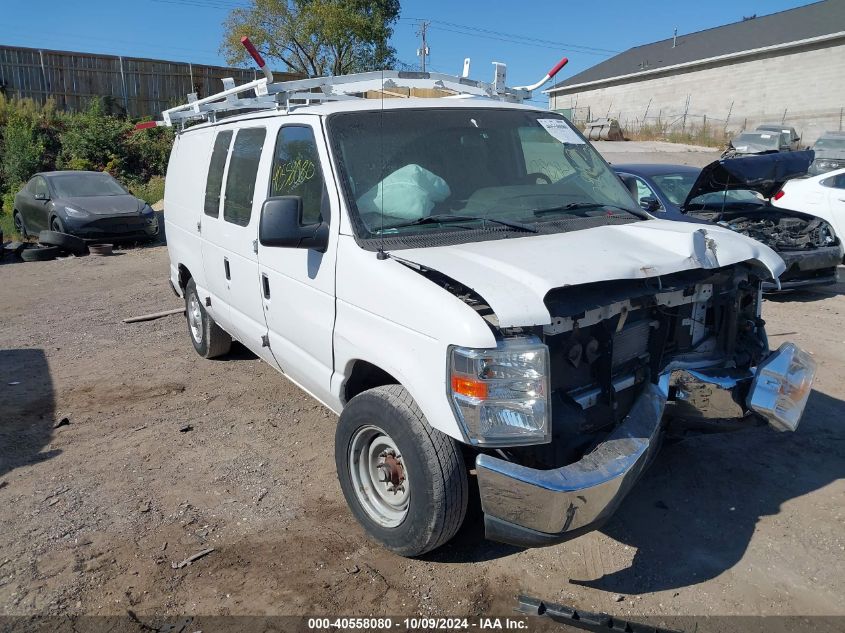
[240,36,266,69]
[548,57,569,78]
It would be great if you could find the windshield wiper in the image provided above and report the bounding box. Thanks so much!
[381,214,537,233]
[533,202,638,217]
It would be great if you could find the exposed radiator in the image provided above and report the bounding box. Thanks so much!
[612,319,651,366]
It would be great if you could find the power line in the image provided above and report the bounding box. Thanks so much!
[400,17,619,56]
[149,0,249,10]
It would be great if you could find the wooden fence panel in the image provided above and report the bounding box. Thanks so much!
[0,44,295,118]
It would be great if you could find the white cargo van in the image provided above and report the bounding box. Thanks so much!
[157,65,816,556]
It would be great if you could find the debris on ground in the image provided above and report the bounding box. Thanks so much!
[54,417,70,428]
[178,424,193,433]
[171,548,215,569]
[123,307,185,324]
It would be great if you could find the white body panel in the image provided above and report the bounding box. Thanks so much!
[773,168,845,246]
[164,101,791,444]
[394,220,785,328]
[256,116,339,407]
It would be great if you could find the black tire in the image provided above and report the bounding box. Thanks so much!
[38,230,88,256]
[50,217,65,233]
[13,211,28,238]
[184,278,231,359]
[20,245,60,262]
[335,385,468,556]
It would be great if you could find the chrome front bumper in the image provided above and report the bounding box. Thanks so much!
[476,343,816,548]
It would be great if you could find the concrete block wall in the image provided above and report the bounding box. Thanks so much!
[549,38,845,145]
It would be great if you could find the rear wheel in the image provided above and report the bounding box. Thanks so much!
[184,278,231,358]
[335,385,468,556]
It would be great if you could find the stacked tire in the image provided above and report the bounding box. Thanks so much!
[20,231,89,262]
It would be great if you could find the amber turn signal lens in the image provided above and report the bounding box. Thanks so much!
[451,375,489,399]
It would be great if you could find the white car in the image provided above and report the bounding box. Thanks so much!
[774,167,845,255]
[154,63,816,556]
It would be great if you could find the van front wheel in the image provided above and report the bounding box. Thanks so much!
[335,385,468,556]
[184,279,231,359]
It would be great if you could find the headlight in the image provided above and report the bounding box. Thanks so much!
[64,206,88,218]
[748,342,816,432]
[448,336,550,446]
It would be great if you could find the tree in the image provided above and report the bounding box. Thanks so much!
[221,0,400,77]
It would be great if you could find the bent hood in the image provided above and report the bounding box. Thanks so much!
[393,219,785,328]
[683,150,815,206]
[59,194,144,216]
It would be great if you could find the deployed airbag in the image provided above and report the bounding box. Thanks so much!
[356,164,450,221]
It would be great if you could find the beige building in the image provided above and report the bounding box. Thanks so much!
[546,1,845,144]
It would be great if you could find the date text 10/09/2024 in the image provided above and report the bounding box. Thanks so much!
[307,617,529,630]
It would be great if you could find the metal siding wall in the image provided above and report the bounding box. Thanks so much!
[0,44,293,118]
[548,39,845,144]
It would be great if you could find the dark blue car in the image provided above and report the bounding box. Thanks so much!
[13,171,159,242]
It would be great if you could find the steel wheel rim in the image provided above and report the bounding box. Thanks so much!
[349,424,409,527]
[187,293,203,344]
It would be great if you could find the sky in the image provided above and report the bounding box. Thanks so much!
[1,0,815,105]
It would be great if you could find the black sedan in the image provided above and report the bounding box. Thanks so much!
[13,171,159,241]
[613,154,843,290]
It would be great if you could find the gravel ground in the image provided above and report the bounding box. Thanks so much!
[1,156,843,631]
[596,139,721,167]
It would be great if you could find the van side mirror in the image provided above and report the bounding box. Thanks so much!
[259,196,328,252]
[640,195,661,212]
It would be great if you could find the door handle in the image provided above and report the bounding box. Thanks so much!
[223,257,230,280]
[262,273,270,299]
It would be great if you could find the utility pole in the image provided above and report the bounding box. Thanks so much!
[416,21,431,72]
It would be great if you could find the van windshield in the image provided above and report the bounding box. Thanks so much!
[327,108,642,245]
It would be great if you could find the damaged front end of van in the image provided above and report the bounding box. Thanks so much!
[396,223,816,547]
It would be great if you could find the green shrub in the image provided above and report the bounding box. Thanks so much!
[2,184,20,214]
[59,98,132,176]
[125,125,174,182]
[1,111,45,185]
[0,95,173,220]
[127,175,166,205]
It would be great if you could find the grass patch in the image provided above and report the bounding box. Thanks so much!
[0,212,20,241]
[127,175,165,205]
[626,123,730,149]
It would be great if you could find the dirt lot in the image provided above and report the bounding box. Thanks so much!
[1,145,843,631]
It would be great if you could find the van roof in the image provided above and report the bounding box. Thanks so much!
[179,96,545,133]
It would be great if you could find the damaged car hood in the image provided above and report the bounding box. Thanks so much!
[683,150,815,206]
[393,219,785,328]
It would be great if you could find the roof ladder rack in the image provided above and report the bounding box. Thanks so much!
[138,37,568,130]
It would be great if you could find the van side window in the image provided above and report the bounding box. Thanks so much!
[223,127,267,227]
[204,131,232,217]
[271,126,325,224]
